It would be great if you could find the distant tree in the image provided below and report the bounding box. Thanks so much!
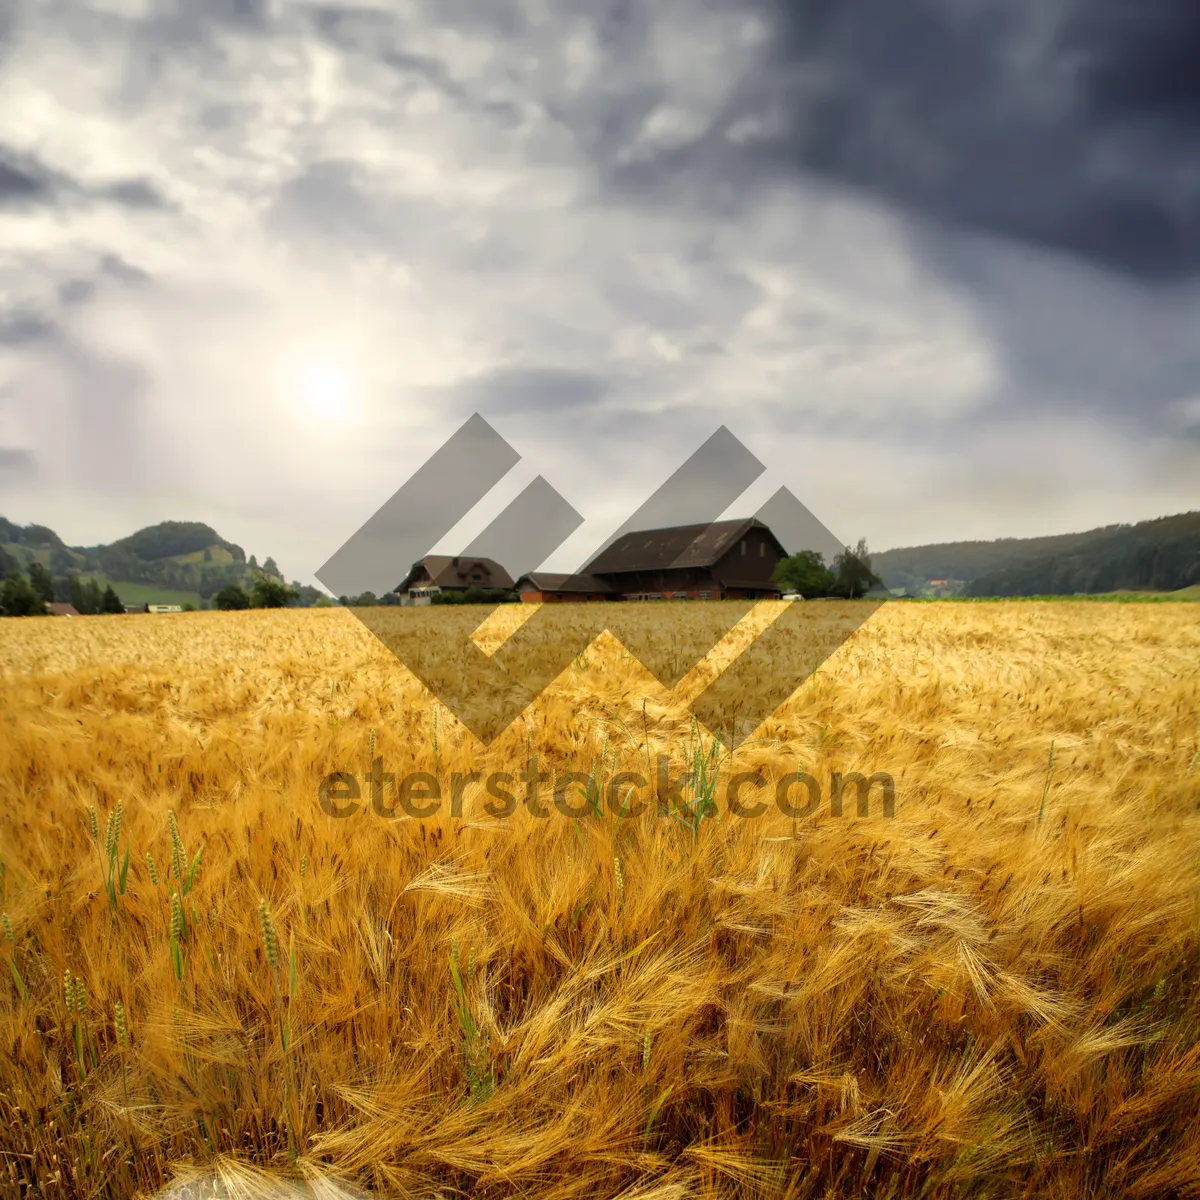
[0,547,22,579]
[772,550,835,598]
[52,577,71,603]
[312,594,334,607]
[110,520,226,561]
[181,601,196,612]
[293,583,324,607]
[202,547,213,562]
[28,561,54,603]
[214,584,250,611]
[262,556,279,577]
[349,591,379,607]
[22,523,63,548]
[50,547,77,574]
[0,575,45,616]
[338,596,349,607]
[249,575,298,609]
[832,538,883,599]
[69,576,104,615]
[248,554,258,569]
[379,591,400,605]
[101,585,125,614]
[431,587,517,605]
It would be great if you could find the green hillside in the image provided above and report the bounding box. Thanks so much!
[82,577,203,609]
[874,512,1200,597]
[1,518,294,609]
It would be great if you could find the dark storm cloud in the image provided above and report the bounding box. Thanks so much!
[100,178,169,210]
[0,144,168,212]
[594,0,1200,283]
[0,309,55,346]
[99,254,151,285]
[767,0,1200,280]
[445,366,612,416]
[911,224,1200,437]
[0,150,56,206]
[270,159,385,245]
[309,5,529,129]
[0,447,34,475]
[58,255,152,307]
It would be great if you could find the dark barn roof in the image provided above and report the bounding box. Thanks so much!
[583,517,785,575]
[515,572,613,594]
[397,555,515,592]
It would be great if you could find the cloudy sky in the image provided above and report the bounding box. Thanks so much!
[1,0,1197,584]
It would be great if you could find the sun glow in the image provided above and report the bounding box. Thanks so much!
[297,361,352,421]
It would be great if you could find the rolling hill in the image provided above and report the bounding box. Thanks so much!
[873,511,1200,597]
[0,518,289,608]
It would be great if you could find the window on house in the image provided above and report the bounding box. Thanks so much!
[760,542,765,556]
[699,591,711,600]
[740,540,746,555]
[471,573,482,581]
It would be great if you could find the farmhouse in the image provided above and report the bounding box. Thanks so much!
[581,517,787,601]
[514,573,613,603]
[395,555,515,605]
[46,602,80,617]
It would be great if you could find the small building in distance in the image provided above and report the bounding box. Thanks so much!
[582,517,787,601]
[145,604,183,613]
[123,605,143,614]
[46,602,80,617]
[514,572,613,603]
[395,556,515,605]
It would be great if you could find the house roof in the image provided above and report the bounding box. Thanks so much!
[397,555,514,592]
[515,572,613,594]
[583,518,785,575]
[46,602,79,616]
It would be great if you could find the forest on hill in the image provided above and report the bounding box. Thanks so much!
[873,512,1200,596]
[0,518,322,608]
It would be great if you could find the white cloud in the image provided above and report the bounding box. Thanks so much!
[0,0,1195,585]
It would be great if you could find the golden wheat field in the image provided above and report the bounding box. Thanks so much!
[1,600,1198,1200]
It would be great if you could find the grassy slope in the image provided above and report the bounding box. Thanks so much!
[925,588,1200,602]
[83,576,203,608]
[171,545,235,565]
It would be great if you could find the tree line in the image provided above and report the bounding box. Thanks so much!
[0,562,126,616]
[0,558,302,616]
[770,538,883,599]
[965,514,1200,596]
[873,511,1199,595]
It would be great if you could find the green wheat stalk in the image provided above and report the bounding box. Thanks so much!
[259,899,299,1154]
[2,913,25,1004]
[448,939,492,1103]
[640,1030,672,1148]
[114,1002,129,1105]
[1037,740,1056,825]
